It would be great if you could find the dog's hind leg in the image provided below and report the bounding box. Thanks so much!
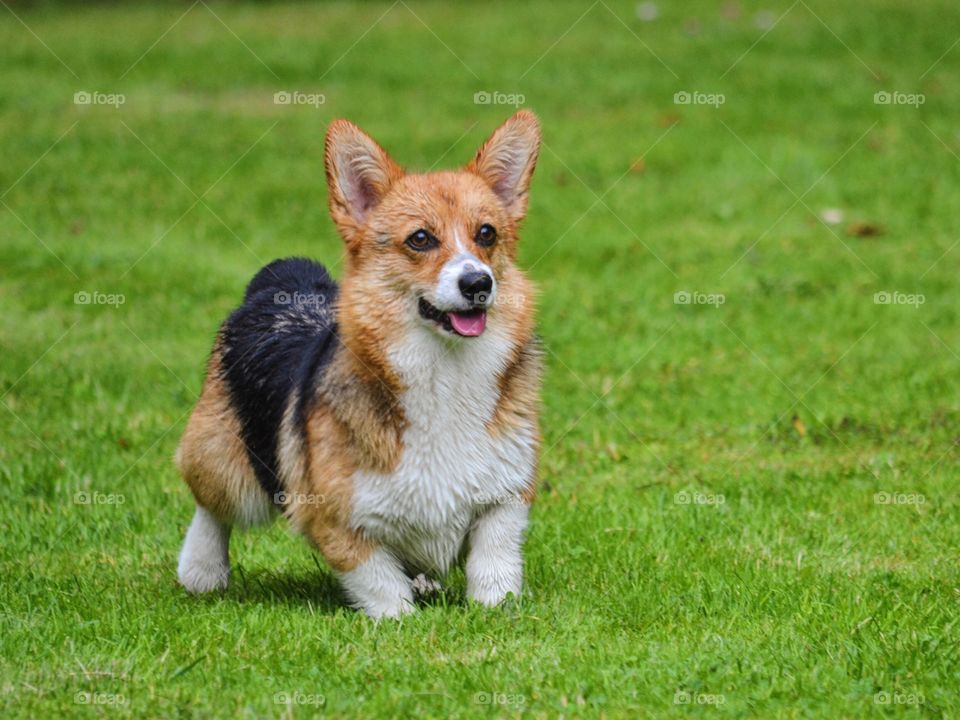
[175,352,273,593]
[178,505,231,593]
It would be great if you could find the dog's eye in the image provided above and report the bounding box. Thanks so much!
[405,229,438,252]
[475,224,497,247]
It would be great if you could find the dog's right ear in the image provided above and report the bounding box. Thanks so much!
[324,120,403,243]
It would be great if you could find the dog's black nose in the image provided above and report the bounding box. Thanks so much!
[458,271,493,303]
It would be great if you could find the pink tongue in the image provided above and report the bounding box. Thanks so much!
[448,311,487,337]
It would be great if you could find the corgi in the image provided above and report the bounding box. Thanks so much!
[175,111,543,618]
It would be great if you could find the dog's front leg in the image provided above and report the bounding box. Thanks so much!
[338,546,415,619]
[466,502,529,606]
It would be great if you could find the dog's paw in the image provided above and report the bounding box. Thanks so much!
[468,586,520,608]
[411,573,443,598]
[177,557,229,593]
[360,596,416,620]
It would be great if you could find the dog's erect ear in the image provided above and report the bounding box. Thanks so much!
[468,110,541,224]
[324,120,403,240]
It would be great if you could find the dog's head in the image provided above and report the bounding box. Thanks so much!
[325,112,539,345]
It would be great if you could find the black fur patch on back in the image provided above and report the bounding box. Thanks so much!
[219,258,339,504]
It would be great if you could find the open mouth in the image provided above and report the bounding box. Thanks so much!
[418,297,487,337]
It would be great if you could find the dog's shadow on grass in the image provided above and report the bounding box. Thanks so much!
[223,564,465,613]
[228,565,346,612]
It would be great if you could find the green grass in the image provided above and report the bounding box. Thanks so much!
[2,0,959,717]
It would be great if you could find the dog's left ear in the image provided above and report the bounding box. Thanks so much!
[468,110,541,224]
[325,120,404,243]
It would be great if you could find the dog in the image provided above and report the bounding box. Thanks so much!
[175,111,542,618]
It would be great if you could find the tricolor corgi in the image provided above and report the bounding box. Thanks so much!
[175,111,542,618]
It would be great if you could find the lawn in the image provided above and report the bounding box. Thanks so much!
[2,0,959,717]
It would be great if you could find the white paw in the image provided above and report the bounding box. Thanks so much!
[468,579,521,607]
[361,596,416,620]
[339,547,416,620]
[178,506,231,593]
[411,573,442,598]
[178,556,229,593]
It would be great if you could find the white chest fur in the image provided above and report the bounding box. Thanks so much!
[349,322,536,575]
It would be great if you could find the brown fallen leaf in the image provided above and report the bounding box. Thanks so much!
[721,1,741,20]
[792,415,807,438]
[657,112,682,127]
[847,221,883,237]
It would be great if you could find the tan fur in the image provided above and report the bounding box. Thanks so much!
[490,336,543,503]
[288,403,377,572]
[176,342,268,525]
[319,348,406,473]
